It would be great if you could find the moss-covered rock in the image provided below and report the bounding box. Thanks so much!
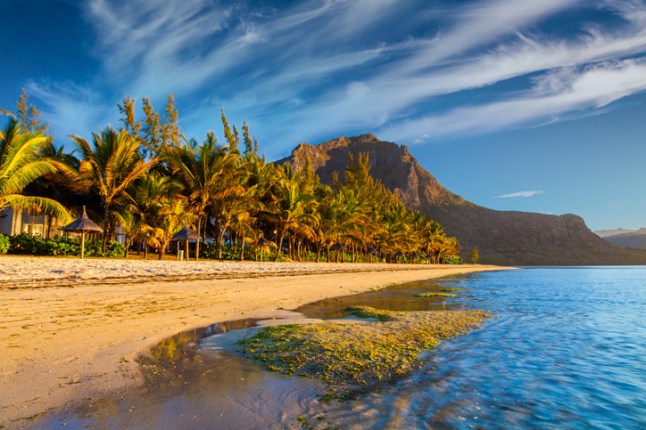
[238,307,489,399]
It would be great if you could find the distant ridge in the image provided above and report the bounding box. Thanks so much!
[595,228,638,238]
[601,228,646,250]
[280,134,646,265]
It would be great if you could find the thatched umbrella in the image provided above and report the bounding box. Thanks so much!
[330,243,346,251]
[256,237,274,247]
[255,237,275,261]
[330,242,346,263]
[172,227,200,260]
[62,206,103,259]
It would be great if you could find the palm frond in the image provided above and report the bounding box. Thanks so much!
[2,194,71,222]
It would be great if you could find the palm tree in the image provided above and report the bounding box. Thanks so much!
[129,172,187,259]
[378,201,410,262]
[265,164,317,262]
[113,206,144,258]
[71,127,158,253]
[0,118,71,223]
[165,131,231,260]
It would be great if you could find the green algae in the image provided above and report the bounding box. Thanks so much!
[414,292,456,298]
[238,306,489,399]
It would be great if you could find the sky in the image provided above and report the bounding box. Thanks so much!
[1,0,645,231]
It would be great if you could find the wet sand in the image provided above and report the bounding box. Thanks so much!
[0,256,508,429]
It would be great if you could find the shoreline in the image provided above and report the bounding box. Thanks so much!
[0,257,510,428]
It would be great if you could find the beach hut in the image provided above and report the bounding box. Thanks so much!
[172,227,200,260]
[62,206,103,259]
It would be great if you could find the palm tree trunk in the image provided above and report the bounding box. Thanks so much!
[215,219,224,260]
[195,217,202,261]
[159,242,167,260]
[274,230,285,262]
[102,205,109,255]
[239,233,245,261]
[217,228,226,260]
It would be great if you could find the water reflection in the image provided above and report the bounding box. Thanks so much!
[32,278,463,429]
[34,320,322,430]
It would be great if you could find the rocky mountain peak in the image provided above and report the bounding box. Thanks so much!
[280,134,646,265]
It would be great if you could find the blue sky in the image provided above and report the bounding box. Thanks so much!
[2,0,645,231]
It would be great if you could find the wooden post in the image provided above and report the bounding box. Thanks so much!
[80,231,86,259]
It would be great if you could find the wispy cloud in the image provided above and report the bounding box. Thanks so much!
[24,0,646,152]
[25,80,113,141]
[495,190,545,199]
[380,58,646,142]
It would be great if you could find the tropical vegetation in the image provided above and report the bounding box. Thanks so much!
[0,92,462,263]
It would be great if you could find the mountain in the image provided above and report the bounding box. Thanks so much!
[595,228,638,238]
[602,229,646,250]
[280,134,646,265]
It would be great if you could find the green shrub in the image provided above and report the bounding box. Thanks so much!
[6,233,124,258]
[0,234,9,254]
[446,255,462,265]
[8,233,40,254]
[84,240,125,258]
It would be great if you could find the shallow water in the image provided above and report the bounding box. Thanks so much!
[33,267,646,429]
[300,267,646,429]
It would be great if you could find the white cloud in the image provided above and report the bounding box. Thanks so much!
[495,190,545,199]
[82,0,400,102]
[29,0,646,151]
[257,0,646,147]
[25,80,114,142]
[380,58,646,143]
[390,0,579,75]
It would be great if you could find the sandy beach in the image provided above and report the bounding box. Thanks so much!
[0,256,507,428]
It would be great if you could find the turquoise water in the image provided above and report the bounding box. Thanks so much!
[33,267,646,429]
[305,267,646,429]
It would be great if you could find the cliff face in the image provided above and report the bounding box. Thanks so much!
[281,134,646,265]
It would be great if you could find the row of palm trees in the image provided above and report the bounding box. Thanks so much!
[0,97,461,263]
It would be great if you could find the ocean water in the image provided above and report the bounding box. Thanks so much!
[301,267,646,429]
[34,267,646,429]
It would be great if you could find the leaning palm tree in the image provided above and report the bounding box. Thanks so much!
[0,118,71,223]
[71,127,158,253]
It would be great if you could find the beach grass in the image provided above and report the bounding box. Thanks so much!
[238,306,489,399]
